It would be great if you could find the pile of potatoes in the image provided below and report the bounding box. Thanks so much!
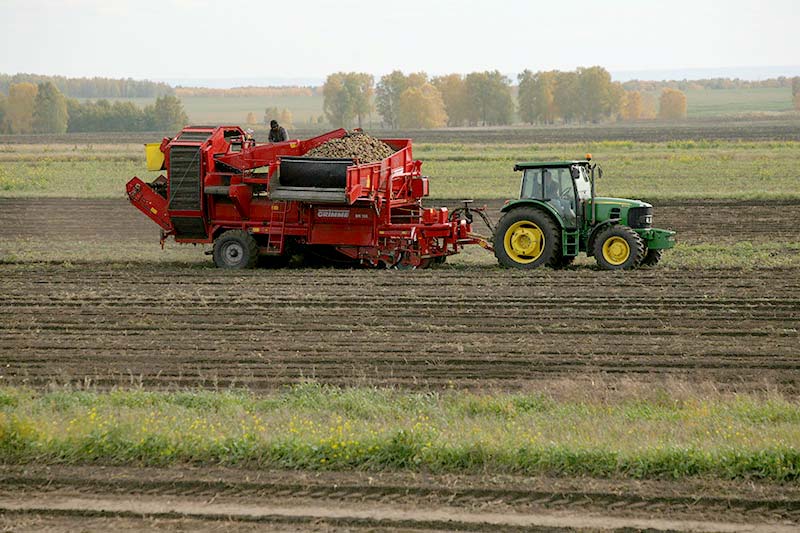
[306,131,395,163]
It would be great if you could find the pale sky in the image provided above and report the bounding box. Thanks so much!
[1,0,797,84]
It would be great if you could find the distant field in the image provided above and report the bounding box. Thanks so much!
[78,87,795,125]
[683,87,794,116]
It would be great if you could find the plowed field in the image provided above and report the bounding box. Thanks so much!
[2,197,800,532]
[2,466,799,532]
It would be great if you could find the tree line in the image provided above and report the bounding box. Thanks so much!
[322,67,696,128]
[623,76,796,92]
[0,82,188,134]
[0,73,173,99]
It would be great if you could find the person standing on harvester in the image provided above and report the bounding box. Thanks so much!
[268,120,288,143]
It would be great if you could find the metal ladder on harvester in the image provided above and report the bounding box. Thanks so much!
[267,201,287,254]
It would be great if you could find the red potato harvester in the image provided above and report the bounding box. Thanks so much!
[127,126,488,269]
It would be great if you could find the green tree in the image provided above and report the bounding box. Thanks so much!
[464,71,513,126]
[658,88,687,119]
[343,73,374,128]
[398,83,448,129]
[375,70,406,129]
[553,71,579,123]
[576,66,620,122]
[32,82,68,133]
[431,74,469,126]
[3,82,38,134]
[145,95,188,131]
[792,77,800,110]
[322,72,374,128]
[323,72,353,128]
[517,70,558,124]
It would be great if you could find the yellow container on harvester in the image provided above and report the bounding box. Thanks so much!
[145,143,166,171]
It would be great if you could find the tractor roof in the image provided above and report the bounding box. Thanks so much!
[514,160,590,171]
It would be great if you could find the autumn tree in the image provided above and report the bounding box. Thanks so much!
[2,82,38,134]
[431,74,469,126]
[464,71,513,126]
[279,108,293,128]
[376,71,429,128]
[0,94,6,133]
[640,92,658,119]
[398,83,448,129]
[658,88,687,119]
[246,112,257,125]
[620,91,643,121]
[32,82,68,133]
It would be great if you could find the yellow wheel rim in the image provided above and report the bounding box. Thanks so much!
[602,236,630,266]
[504,221,545,264]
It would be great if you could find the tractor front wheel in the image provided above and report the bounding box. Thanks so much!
[593,225,645,270]
[494,207,560,269]
[213,230,259,269]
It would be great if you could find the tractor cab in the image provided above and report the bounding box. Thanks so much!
[493,157,676,270]
[516,160,592,229]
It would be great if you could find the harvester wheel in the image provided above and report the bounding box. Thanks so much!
[640,248,663,267]
[213,230,258,269]
[494,207,560,269]
[593,225,645,270]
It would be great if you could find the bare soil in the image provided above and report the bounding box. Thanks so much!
[2,197,799,532]
[1,465,798,532]
[1,197,798,245]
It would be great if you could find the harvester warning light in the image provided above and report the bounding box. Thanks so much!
[586,153,592,160]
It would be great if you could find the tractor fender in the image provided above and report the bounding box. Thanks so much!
[500,199,564,228]
[586,219,621,256]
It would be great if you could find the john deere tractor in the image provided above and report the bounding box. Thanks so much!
[494,157,675,269]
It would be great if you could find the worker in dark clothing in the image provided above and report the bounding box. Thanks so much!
[268,120,288,143]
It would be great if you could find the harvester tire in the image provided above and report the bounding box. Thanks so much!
[494,207,560,269]
[593,225,645,270]
[213,230,258,269]
[640,248,663,267]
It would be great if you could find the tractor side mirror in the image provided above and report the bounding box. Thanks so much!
[570,166,580,179]
[597,166,603,179]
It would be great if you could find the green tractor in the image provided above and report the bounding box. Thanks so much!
[493,157,675,269]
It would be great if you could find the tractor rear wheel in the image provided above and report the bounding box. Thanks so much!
[593,225,645,270]
[640,248,663,267]
[213,230,258,269]
[494,207,560,269]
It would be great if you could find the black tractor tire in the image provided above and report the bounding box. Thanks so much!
[213,230,259,269]
[640,248,663,267]
[494,207,560,269]
[593,225,645,270]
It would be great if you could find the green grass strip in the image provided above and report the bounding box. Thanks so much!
[1,385,798,481]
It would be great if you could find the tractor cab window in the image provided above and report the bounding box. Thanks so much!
[520,167,578,228]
